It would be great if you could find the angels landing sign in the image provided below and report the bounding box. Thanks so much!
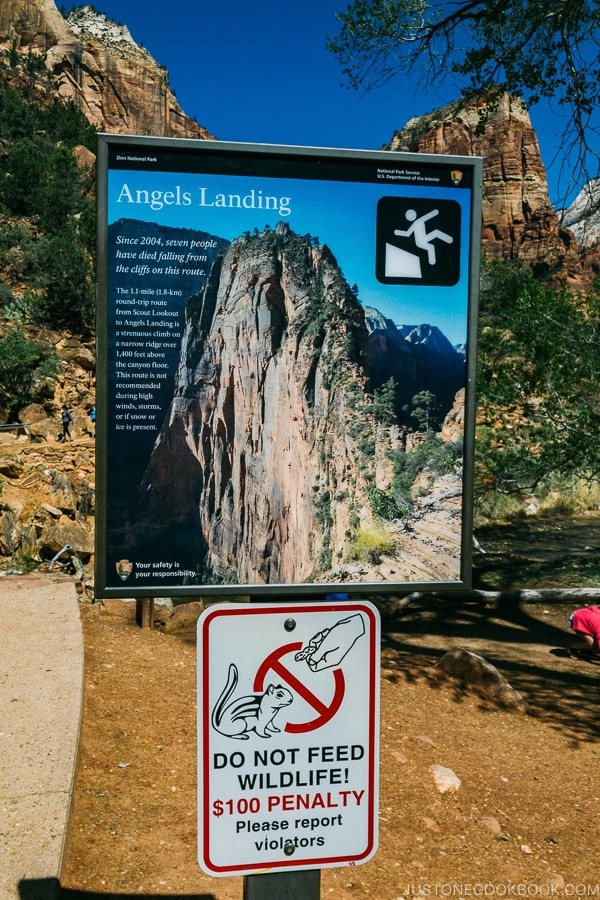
[95,135,482,598]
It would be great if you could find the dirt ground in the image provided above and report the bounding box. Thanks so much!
[60,589,600,900]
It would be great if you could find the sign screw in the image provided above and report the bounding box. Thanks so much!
[284,618,296,632]
[283,841,296,856]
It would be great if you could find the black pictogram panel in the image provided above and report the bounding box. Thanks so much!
[376,197,462,286]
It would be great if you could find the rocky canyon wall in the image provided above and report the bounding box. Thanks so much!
[385,94,584,286]
[139,224,382,585]
[0,0,214,139]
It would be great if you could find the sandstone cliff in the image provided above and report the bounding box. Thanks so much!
[0,0,214,139]
[0,0,72,49]
[134,224,374,584]
[385,94,585,286]
[558,178,600,277]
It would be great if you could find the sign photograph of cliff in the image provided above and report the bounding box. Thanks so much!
[95,136,482,597]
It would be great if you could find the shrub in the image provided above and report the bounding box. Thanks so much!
[38,145,82,233]
[2,289,31,323]
[0,140,86,231]
[346,525,396,564]
[0,81,96,150]
[0,326,59,411]
[368,486,409,521]
[0,137,50,217]
[314,490,333,529]
[392,436,462,507]
[31,227,94,333]
[0,281,14,308]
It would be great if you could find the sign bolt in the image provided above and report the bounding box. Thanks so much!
[284,618,296,632]
[283,841,296,856]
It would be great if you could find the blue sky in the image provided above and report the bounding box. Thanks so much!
[60,0,587,208]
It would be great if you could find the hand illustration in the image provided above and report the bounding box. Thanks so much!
[295,614,365,671]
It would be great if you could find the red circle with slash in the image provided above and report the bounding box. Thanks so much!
[253,642,345,734]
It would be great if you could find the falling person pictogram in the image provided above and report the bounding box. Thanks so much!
[394,208,453,265]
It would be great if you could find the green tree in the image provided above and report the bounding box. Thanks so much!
[0,137,49,217]
[373,376,398,425]
[0,81,96,150]
[31,227,94,334]
[368,485,407,520]
[38,145,82,234]
[0,326,58,412]
[476,259,600,495]
[0,139,87,230]
[327,0,600,190]
[391,433,462,510]
[405,389,441,432]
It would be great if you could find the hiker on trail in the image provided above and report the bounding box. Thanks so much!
[568,606,600,660]
[88,404,96,436]
[61,404,73,442]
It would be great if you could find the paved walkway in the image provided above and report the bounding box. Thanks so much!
[0,575,84,900]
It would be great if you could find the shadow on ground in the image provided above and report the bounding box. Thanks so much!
[20,874,317,900]
[379,593,600,745]
[18,882,217,900]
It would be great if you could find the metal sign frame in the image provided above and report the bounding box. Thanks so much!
[95,135,482,597]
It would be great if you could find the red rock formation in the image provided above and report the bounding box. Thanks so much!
[0,0,72,49]
[385,94,585,286]
[441,388,465,444]
[0,0,214,139]
[140,224,377,584]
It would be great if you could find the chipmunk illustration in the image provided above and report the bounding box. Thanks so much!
[211,663,293,740]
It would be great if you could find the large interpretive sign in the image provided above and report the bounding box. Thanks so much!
[95,135,482,597]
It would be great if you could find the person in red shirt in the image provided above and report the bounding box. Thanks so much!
[568,606,600,660]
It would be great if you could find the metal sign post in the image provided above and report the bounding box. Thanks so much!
[244,868,320,900]
[139,597,154,629]
[197,600,380,882]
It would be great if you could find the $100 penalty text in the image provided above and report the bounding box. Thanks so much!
[212,789,365,818]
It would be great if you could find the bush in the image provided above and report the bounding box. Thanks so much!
[2,288,31,323]
[314,490,333,529]
[0,281,14,308]
[38,145,82,233]
[368,486,409,521]
[346,525,397,564]
[392,436,462,507]
[0,137,50,217]
[0,227,40,281]
[31,227,94,333]
[0,139,86,231]
[0,326,59,411]
[0,81,96,150]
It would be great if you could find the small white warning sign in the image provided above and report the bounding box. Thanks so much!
[197,600,380,876]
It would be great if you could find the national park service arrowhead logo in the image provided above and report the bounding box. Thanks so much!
[116,559,133,581]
